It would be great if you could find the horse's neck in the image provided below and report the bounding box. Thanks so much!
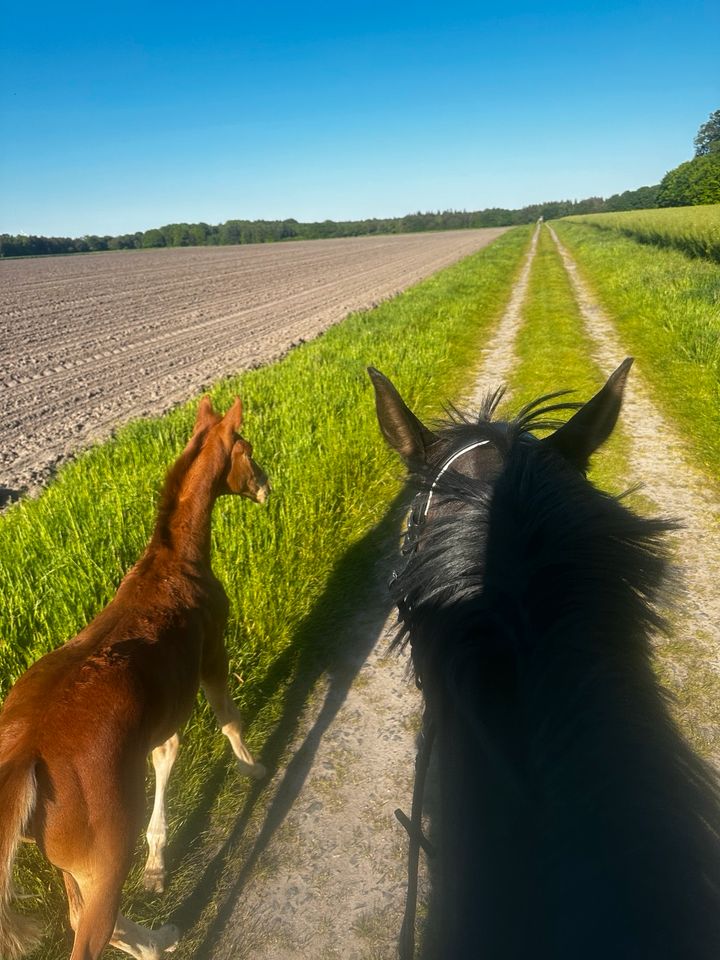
[149,457,219,570]
[433,654,720,959]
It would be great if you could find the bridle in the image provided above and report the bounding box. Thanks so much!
[393,439,490,960]
[391,439,491,594]
[420,439,490,519]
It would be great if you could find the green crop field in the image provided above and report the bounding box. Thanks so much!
[564,203,720,263]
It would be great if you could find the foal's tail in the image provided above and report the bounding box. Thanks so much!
[0,759,42,960]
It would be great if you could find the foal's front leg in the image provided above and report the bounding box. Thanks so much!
[201,643,265,779]
[143,733,180,893]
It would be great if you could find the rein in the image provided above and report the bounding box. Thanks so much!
[393,440,489,960]
[396,718,436,960]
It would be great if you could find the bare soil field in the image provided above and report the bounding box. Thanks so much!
[0,229,506,499]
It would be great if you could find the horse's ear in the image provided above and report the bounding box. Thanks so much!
[193,395,216,435]
[368,367,438,464]
[543,358,633,470]
[221,397,244,437]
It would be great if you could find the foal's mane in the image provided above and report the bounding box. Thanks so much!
[152,425,214,546]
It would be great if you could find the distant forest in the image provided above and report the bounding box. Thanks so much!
[0,184,659,258]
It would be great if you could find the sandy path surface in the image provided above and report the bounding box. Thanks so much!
[208,575,422,960]
[464,222,540,406]
[0,229,505,499]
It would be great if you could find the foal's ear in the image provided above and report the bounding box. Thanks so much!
[193,395,217,434]
[221,397,244,437]
[543,358,633,471]
[368,367,438,464]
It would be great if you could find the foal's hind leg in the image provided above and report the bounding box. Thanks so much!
[67,871,123,960]
[201,644,265,779]
[68,870,179,960]
[63,872,82,932]
[143,733,180,893]
[110,912,180,960]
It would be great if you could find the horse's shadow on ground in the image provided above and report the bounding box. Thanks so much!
[169,492,411,954]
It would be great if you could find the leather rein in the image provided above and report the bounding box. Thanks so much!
[393,440,489,960]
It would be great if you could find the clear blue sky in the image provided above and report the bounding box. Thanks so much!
[1,0,718,236]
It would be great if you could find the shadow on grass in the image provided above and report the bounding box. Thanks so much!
[167,491,410,954]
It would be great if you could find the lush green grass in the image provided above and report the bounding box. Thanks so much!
[504,225,631,494]
[552,219,720,484]
[564,203,720,263]
[0,226,531,956]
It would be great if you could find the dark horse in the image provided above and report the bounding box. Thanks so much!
[369,362,720,959]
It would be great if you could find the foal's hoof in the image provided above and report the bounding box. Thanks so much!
[143,868,166,894]
[238,759,266,779]
[156,923,180,954]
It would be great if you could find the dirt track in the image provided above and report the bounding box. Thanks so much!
[0,229,506,498]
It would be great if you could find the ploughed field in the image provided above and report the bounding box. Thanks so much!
[0,228,506,497]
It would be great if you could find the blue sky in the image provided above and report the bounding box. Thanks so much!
[1,1,718,236]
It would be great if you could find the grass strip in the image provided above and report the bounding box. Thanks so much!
[503,224,631,493]
[564,204,720,263]
[552,219,720,486]
[0,226,531,955]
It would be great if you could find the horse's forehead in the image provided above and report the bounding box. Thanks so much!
[435,431,506,479]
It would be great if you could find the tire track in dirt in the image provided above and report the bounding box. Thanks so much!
[549,225,720,760]
[464,222,541,406]
[1,230,506,499]
[203,229,542,960]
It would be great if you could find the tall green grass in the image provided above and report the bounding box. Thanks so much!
[505,226,631,493]
[0,226,531,956]
[552,219,720,483]
[564,204,720,263]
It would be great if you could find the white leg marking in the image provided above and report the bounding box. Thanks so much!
[203,683,266,779]
[143,734,180,893]
[110,912,180,960]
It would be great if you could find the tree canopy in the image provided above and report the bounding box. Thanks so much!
[657,152,720,207]
[655,108,720,207]
[694,109,720,157]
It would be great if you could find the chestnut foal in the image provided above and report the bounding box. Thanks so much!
[0,396,268,960]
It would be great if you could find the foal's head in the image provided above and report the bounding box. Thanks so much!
[166,396,270,507]
[194,395,270,503]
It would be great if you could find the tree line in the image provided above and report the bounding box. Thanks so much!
[656,108,720,208]
[0,186,659,259]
